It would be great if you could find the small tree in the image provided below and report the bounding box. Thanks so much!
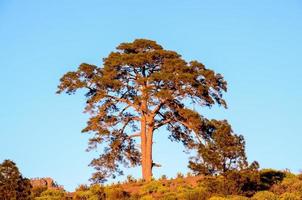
[0,159,32,200]
[188,120,248,175]
[57,39,227,182]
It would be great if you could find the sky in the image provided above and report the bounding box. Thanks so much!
[1,0,302,191]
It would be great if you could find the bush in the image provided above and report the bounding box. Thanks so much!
[201,171,259,197]
[35,189,66,200]
[280,192,301,200]
[227,195,250,200]
[140,195,155,200]
[208,197,228,200]
[252,191,278,200]
[73,184,105,200]
[31,186,47,199]
[270,175,302,195]
[126,175,136,183]
[140,181,164,194]
[105,186,130,200]
[159,192,178,200]
[182,187,210,200]
[259,169,286,190]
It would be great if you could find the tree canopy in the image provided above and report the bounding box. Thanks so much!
[0,159,32,200]
[188,120,248,175]
[57,39,228,182]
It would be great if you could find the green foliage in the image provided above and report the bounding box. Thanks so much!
[0,159,32,200]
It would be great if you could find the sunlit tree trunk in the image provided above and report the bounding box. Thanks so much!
[140,118,154,181]
[145,125,154,181]
[140,118,147,180]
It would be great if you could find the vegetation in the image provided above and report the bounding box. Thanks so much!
[0,159,32,200]
[57,39,228,182]
[3,158,300,200]
[188,120,255,176]
[35,170,301,200]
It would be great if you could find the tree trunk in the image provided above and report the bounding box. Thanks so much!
[140,117,154,182]
[141,118,147,180]
[145,126,153,181]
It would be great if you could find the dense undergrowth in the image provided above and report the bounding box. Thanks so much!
[32,169,302,200]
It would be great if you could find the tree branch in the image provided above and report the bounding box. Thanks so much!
[105,95,140,111]
[151,100,166,117]
[154,118,172,130]
[128,133,141,138]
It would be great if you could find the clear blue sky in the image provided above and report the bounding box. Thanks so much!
[1,0,302,191]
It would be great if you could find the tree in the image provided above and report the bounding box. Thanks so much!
[57,39,227,182]
[188,120,248,175]
[0,159,32,200]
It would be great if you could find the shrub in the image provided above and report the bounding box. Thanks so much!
[126,175,136,183]
[140,181,163,194]
[105,186,130,200]
[280,192,301,200]
[160,175,168,180]
[183,187,210,200]
[208,197,228,200]
[159,192,178,200]
[252,191,278,200]
[227,195,250,200]
[140,195,155,200]
[73,184,105,200]
[259,169,286,190]
[31,186,48,199]
[176,172,184,179]
[270,175,302,195]
[35,189,66,200]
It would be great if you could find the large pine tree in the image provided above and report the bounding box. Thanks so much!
[57,39,227,182]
